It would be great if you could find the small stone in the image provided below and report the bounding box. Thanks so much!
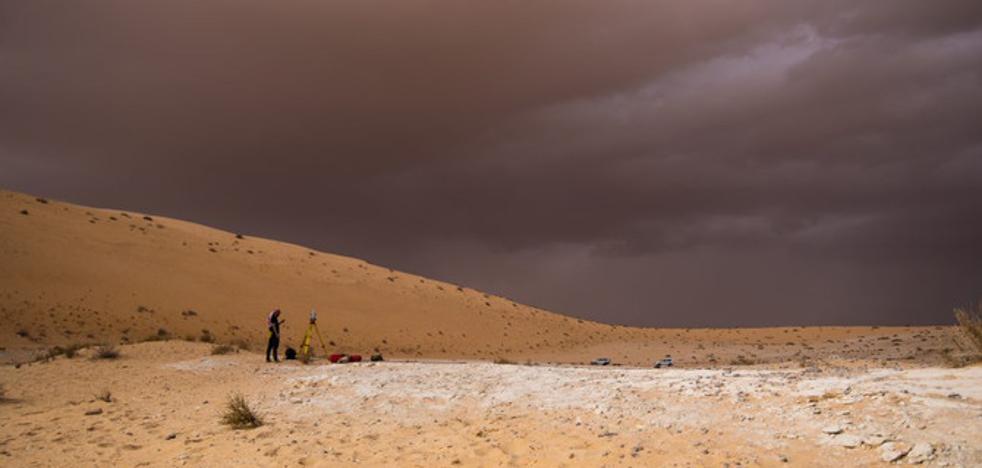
[778,454,789,463]
[165,433,177,440]
[946,393,961,399]
[84,408,103,416]
[865,435,887,447]
[906,443,934,464]
[880,442,911,462]
[822,426,843,435]
[836,435,863,448]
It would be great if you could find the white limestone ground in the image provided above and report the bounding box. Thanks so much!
[267,361,981,465]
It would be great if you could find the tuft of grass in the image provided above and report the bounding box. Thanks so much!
[729,355,755,366]
[220,393,263,429]
[211,344,235,355]
[93,345,120,360]
[95,389,112,403]
[954,301,982,353]
[230,338,250,351]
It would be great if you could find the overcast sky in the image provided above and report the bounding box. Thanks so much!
[2,1,981,326]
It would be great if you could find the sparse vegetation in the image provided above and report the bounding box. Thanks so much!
[200,330,215,343]
[143,328,172,342]
[95,389,112,402]
[729,355,755,366]
[229,338,251,351]
[220,393,263,429]
[93,345,120,360]
[954,301,982,353]
[211,344,235,355]
[494,357,516,365]
[943,301,982,367]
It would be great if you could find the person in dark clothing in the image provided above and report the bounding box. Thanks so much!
[266,309,284,362]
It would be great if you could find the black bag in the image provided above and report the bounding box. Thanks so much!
[285,347,297,360]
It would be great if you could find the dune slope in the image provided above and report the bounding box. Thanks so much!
[0,189,616,359]
[0,189,960,367]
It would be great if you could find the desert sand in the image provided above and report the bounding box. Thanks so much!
[1,189,979,466]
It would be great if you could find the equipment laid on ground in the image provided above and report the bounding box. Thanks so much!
[329,353,362,363]
[299,309,328,363]
[654,356,673,368]
[285,347,297,360]
[591,357,611,366]
[370,353,384,362]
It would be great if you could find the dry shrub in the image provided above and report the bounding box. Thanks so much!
[94,345,120,360]
[211,344,235,355]
[220,393,263,429]
[230,338,251,351]
[943,301,982,367]
[493,357,516,365]
[95,389,112,402]
[954,301,982,353]
[730,355,755,366]
[200,330,215,343]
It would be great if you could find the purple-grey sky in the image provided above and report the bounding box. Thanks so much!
[2,1,981,326]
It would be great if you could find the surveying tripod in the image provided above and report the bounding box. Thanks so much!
[299,309,328,363]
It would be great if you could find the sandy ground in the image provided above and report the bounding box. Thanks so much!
[1,341,979,467]
[3,189,979,466]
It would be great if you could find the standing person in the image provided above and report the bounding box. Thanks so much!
[266,309,285,363]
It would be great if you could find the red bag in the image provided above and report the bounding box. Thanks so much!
[328,353,362,363]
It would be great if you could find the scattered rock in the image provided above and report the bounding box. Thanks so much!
[822,426,844,435]
[906,443,934,464]
[880,442,911,462]
[165,433,177,440]
[778,454,789,463]
[865,435,887,447]
[84,408,103,416]
[835,435,864,448]
[946,393,961,399]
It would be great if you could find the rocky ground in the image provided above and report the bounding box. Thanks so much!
[1,341,979,467]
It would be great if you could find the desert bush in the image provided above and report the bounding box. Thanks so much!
[200,330,215,343]
[211,344,235,355]
[95,389,112,402]
[93,345,120,360]
[63,343,85,358]
[230,338,250,351]
[954,301,982,353]
[220,393,263,429]
[730,355,755,366]
[493,357,516,365]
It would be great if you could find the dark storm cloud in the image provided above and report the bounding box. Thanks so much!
[2,1,980,326]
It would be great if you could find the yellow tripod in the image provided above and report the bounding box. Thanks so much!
[299,309,328,363]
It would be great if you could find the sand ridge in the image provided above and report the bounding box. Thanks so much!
[0,189,962,368]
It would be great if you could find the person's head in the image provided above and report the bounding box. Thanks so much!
[272,309,281,317]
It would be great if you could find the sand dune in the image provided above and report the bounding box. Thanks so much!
[0,189,962,368]
[1,189,979,466]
